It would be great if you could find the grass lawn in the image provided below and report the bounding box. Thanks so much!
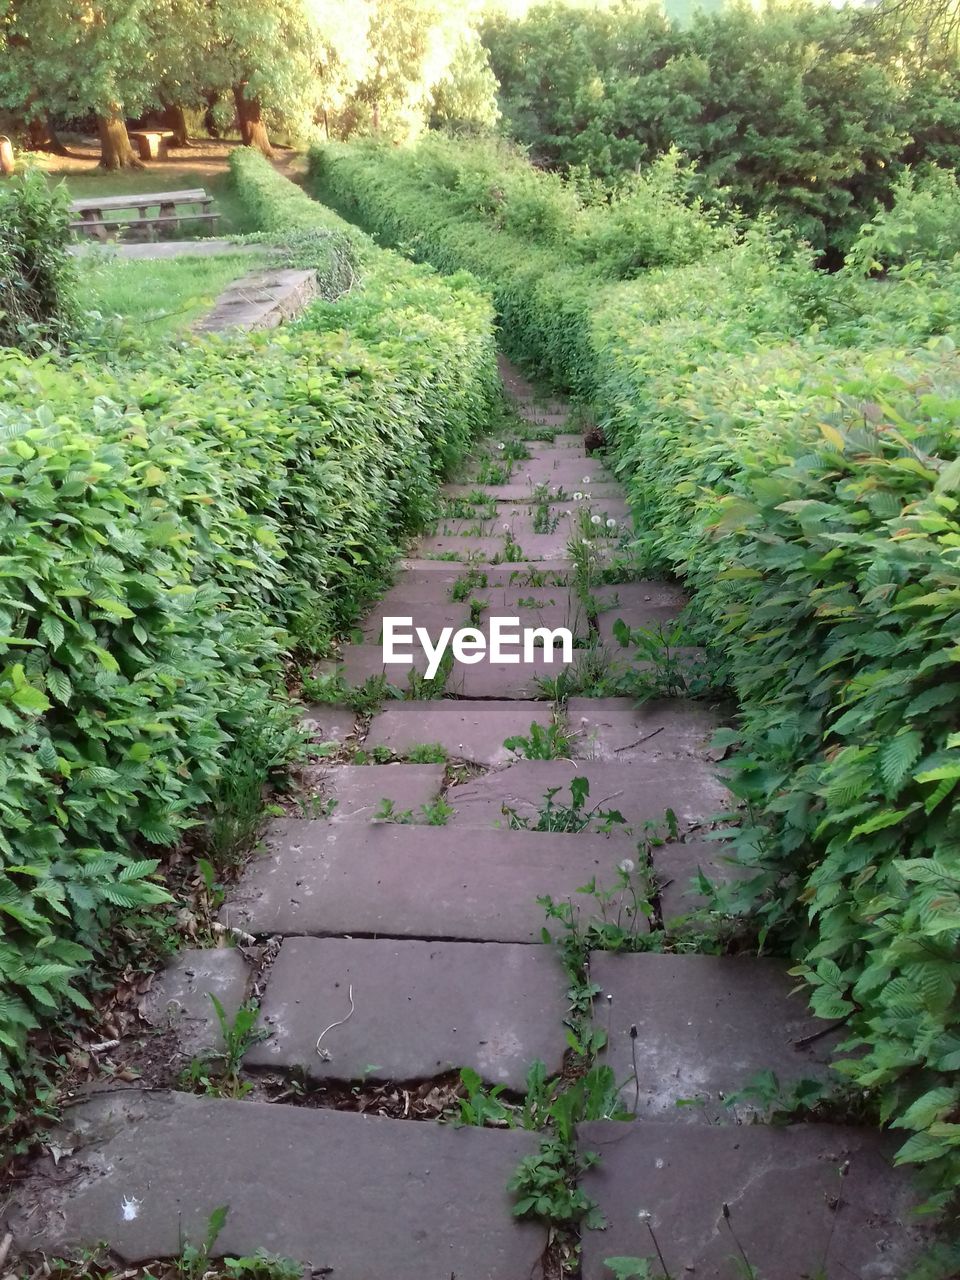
[77,250,267,337]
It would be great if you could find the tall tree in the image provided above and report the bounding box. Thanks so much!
[0,0,161,168]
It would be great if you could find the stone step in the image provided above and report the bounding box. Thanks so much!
[358,601,587,645]
[589,952,839,1121]
[300,702,357,746]
[224,821,640,942]
[9,1091,543,1280]
[399,557,576,575]
[364,700,556,765]
[246,937,568,1090]
[445,759,729,834]
[651,836,750,923]
[566,696,725,762]
[418,530,571,561]
[443,482,624,501]
[381,568,573,610]
[303,763,444,821]
[334,642,576,699]
[577,1119,927,1280]
[141,948,250,1060]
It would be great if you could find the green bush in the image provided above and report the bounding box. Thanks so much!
[482,0,960,255]
[847,165,960,274]
[0,152,496,1113]
[309,136,960,1202]
[0,169,77,351]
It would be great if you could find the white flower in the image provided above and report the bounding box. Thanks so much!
[573,491,583,501]
[591,515,602,525]
[581,538,591,547]
[606,518,617,529]
[618,858,635,874]
[582,475,591,484]
[497,442,505,450]
[637,1208,652,1222]
[503,523,511,531]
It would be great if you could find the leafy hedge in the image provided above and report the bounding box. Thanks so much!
[0,152,496,1111]
[307,137,960,1201]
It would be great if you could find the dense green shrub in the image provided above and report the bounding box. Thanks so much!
[0,153,496,1110]
[309,137,960,1200]
[482,0,960,254]
[0,169,77,351]
[847,165,960,273]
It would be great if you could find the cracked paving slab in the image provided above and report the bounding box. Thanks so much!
[7,1091,544,1280]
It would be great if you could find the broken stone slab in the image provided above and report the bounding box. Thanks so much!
[140,948,250,1059]
[445,759,730,835]
[246,936,567,1090]
[577,1120,929,1280]
[308,763,444,821]
[299,702,356,747]
[364,700,556,765]
[589,952,840,1121]
[224,821,640,943]
[9,1090,543,1280]
[567,696,725,762]
[652,837,752,924]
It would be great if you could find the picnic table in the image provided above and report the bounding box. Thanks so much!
[68,188,220,241]
[128,128,174,161]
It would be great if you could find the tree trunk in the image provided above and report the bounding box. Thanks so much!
[97,111,143,169]
[25,113,70,155]
[233,84,273,157]
[163,103,191,147]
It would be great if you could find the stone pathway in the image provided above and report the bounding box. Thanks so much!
[6,359,928,1278]
[69,237,259,259]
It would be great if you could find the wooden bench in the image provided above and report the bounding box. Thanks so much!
[68,188,220,241]
[127,129,174,161]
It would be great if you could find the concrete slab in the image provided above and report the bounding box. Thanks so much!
[246,937,567,1089]
[364,700,556,765]
[415,535,507,561]
[443,483,623,501]
[9,1091,543,1279]
[419,532,571,561]
[224,821,639,943]
[312,763,444,821]
[194,268,318,333]
[399,557,576,575]
[360,602,584,644]
[300,702,356,746]
[446,760,729,834]
[141,948,250,1059]
[653,838,753,923]
[577,1120,928,1280]
[336,642,575,698]
[449,653,576,699]
[589,952,839,1120]
[567,697,724,762]
[380,568,573,610]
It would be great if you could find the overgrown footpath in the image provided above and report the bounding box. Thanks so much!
[307,137,960,1209]
[0,154,496,1151]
